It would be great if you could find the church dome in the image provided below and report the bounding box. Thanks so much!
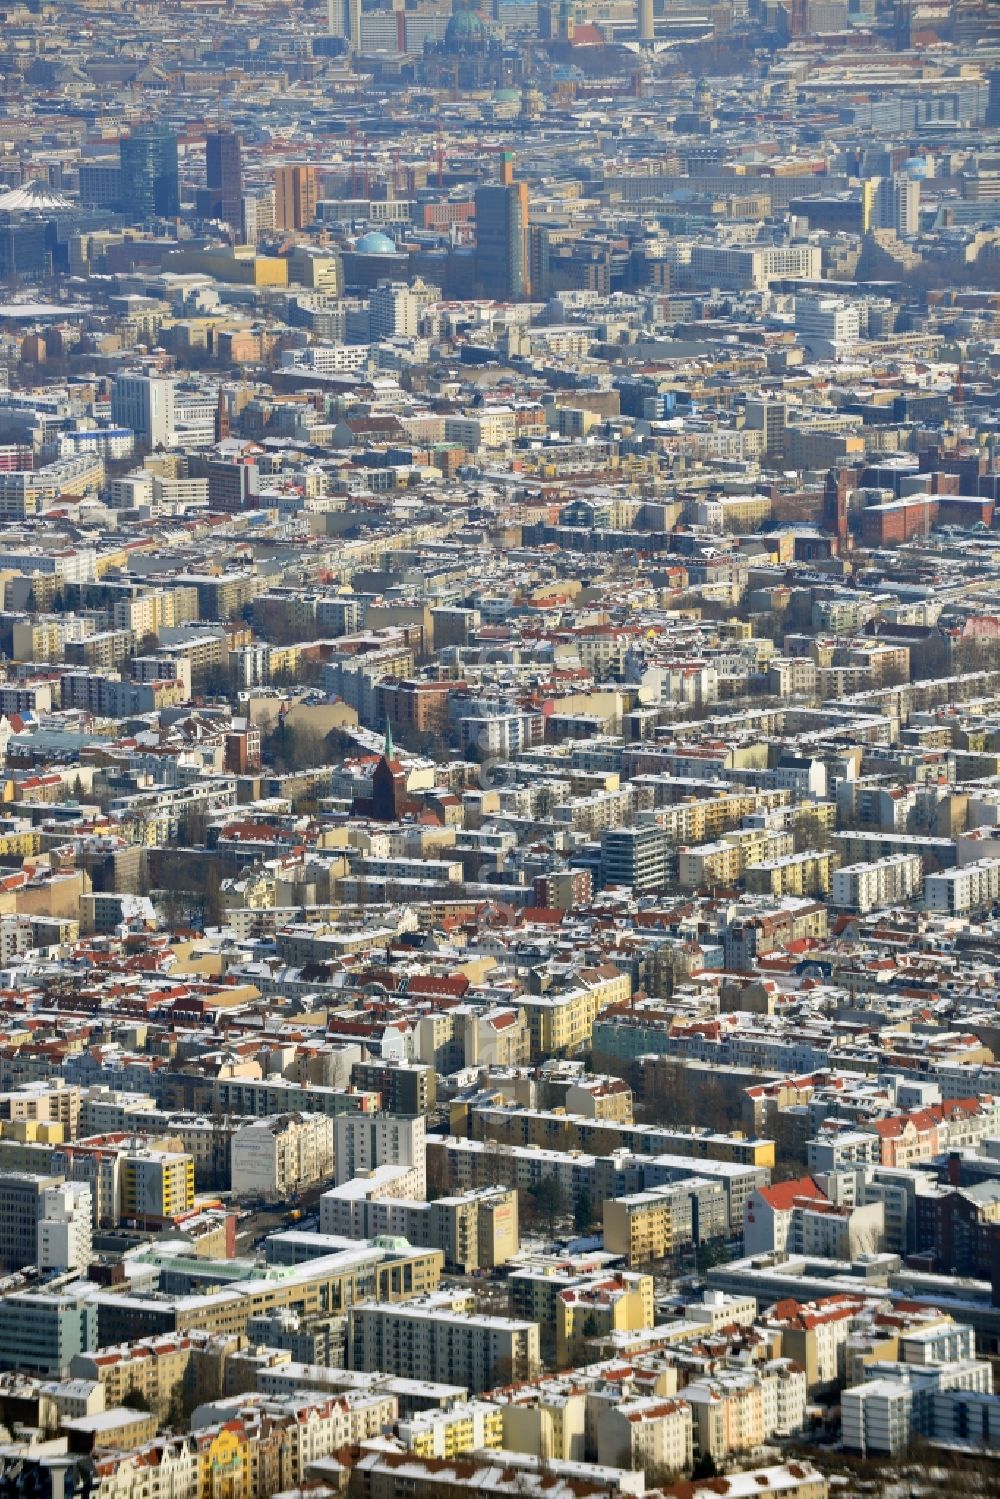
[444,4,493,46]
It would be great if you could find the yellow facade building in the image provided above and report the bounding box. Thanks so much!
[121,1149,195,1226]
[555,1273,654,1366]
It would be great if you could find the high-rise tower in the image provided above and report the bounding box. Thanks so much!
[119,124,179,219]
[205,128,243,232]
[474,152,530,301]
[274,165,319,231]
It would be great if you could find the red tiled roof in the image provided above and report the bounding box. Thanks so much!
[757,1175,826,1212]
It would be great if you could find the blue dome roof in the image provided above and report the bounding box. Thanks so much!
[356,231,397,255]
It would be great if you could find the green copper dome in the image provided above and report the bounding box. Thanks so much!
[445,2,494,46]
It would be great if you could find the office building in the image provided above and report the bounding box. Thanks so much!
[795,294,861,355]
[275,165,319,230]
[202,128,243,231]
[88,1242,443,1346]
[0,1171,63,1271]
[241,189,274,245]
[111,374,177,450]
[475,153,530,300]
[0,1292,98,1376]
[688,243,821,290]
[0,220,50,282]
[79,159,123,208]
[119,125,180,218]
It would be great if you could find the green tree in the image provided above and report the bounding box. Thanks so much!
[574,1187,594,1235]
[526,1174,568,1238]
[695,1239,732,1274]
[261,721,327,775]
[793,809,832,853]
[166,1383,184,1429]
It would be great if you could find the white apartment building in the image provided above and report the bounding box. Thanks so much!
[797,1199,885,1260]
[231,1112,335,1201]
[759,1360,810,1438]
[842,1378,914,1456]
[845,1356,992,1456]
[348,1296,540,1392]
[37,1182,93,1273]
[0,457,106,520]
[663,663,719,706]
[332,1112,426,1196]
[875,175,920,237]
[807,1130,882,1173]
[684,1289,758,1332]
[445,408,516,451]
[596,1396,693,1475]
[832,853,923,913]
[925,857,1000,915]
[458,712,535,760]
[369,281,422,339]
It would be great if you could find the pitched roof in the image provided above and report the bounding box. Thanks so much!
[757,1175,826,1212]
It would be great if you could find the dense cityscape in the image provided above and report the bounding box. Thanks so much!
[0,0,997,1496]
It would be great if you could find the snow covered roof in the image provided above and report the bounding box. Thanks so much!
[0,180,74,213]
